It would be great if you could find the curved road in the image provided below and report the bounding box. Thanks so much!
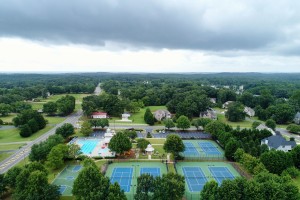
[0,110,83,174]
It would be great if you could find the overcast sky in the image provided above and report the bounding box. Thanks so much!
[1,0,300,72]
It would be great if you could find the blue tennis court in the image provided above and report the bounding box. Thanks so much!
[209,167,235,184]
[198,142,221,155]
[59,185,67,194]
[110,167,133,192]
[140,167,160,177]
[183,142,199,156]
[72,165,82,172]
[183,167,208,192]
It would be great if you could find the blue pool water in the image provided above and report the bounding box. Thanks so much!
[77,139,100,154]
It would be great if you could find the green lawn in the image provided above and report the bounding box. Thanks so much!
[138,144,166,159]
[0,125,53,143]
[0,152,13,162]
[217,114,253,128]
[0,113,17,123]
[0,143,25,151]
[45,116,66,124]
[146,138,166,144]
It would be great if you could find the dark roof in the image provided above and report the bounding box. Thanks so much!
[262,135,297,149]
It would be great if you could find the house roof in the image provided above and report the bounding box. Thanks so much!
[92,112,107,115]
[200,109,217,118]
[262,135,297,149]
[295,112,300,118]
[256,124,276,135]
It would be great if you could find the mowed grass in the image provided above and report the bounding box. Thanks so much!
[0,152,13,162]
[217,114,253,128]
[45,116,66,124]
[0,143,25,151]
[0,125,53,143]
[146,138,166,144]
[0,113,17,123]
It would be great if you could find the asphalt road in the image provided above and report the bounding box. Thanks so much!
[0,110,83,174]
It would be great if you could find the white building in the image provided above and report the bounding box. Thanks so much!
[91,112,107,119]
[261,135,297,152]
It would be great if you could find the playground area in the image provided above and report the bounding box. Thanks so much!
[181,140,225,160]
[52,165,82,196]
[105,161,168,199]
[176,162,240,200]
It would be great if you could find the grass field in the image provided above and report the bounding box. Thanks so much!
[0,125,53,143]
[0,114,17,123]
[0,152,13,162]
[46,116,66,124]
[0,143,25,151]
[146,138,166,144]
[217,114,253,128]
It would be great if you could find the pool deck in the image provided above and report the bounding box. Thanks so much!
[74,138,115,157]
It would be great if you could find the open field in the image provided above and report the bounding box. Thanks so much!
[0,143,25,151]
[0,152,13,162]
[0,114,17,123]
[0,125,53,143]
[217,114,253,128]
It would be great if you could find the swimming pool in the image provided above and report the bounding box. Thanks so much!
[76,139,100,154]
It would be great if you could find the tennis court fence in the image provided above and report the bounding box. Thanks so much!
[230,162,251,179]
[179,155,226,161]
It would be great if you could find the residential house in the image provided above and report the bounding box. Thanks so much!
[256,124,276,135]
[153,110,171,121]
[91,112,107,119]
[199,108,217,120]
[261,135,297,152]
[210,98,217,104]
[222,101,234,109]
[244,107,255,117]
[294,112,300,125]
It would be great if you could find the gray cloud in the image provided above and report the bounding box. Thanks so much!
[1,0,300,53]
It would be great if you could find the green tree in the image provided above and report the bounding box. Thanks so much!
[153,173,185,200]
[176,115,190,130]
[124,130,137,140]
[287,124,300,134]
[68,143,82,159]
[225,102,246,122]
[291,146,300,169]
[225,138,239,161]
[43,102,57,115]
[144,108,155,125]
[266,103,295,124]
[204,121,225,138]
[0,103,11,116]
[4,166,22,188]
[19,124,32,137]
[46,144,68,170]
[252,121,261,129]
[29,134,64,162]
[55,123,74,138]
[80,121,93,137]
[108,182,126,200]
[13,168,60,200]
[265,119,276,130]
[217,178,247,200]
[96,118,109,128]
[137,138,150,152]
[134,174,155,200]
[164,119,175,130]
[27,118,39,133]
[260,150,294,174]
[163,134,185,158]
[200,180,218,200]
[0,174,7,197]
[73,166,110,200]
[108,132,132,155]
[56,95,75,116]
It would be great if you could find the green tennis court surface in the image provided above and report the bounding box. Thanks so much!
[106,162,167,200]
[52,165,82,196]
[181,140,225,160]
[176,162,240,200]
